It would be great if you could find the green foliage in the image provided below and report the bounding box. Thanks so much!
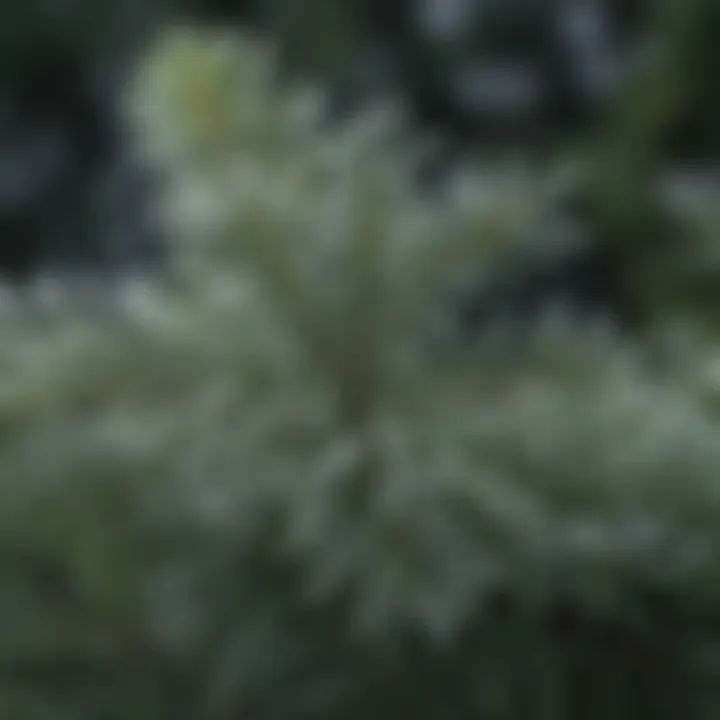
[1,27,720,719]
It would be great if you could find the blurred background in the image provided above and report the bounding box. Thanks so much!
[0,1,719,718]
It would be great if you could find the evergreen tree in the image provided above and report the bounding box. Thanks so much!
[0,26,720,719]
